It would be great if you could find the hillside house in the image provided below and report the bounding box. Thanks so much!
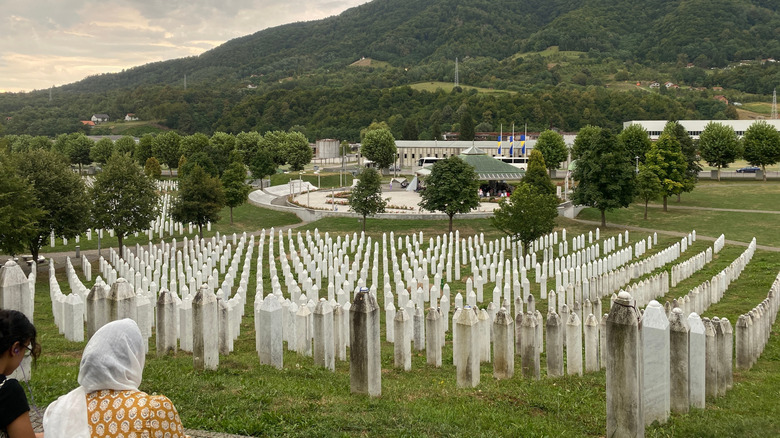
[125,113,139,121]
[91,114,110,123]
[649,82,660,88]
[80,120,95,127]
[714,95,729,104]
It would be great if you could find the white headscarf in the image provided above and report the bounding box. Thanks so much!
[44,319,147,438]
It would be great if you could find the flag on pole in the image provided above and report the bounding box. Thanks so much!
[520,134,526,155]
[497,125,502,155]
[508,135,514,156]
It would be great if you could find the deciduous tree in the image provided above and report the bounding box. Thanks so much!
[534,130,568,175]
[285,131,313,171]
[65,132,94,175]
[644,131,688,211]
[635,165,662,219]
[742,120,780,181]
[135,134,154,165]
[221,161,251,224]
[115,136,137,157]
[492,184,558,253]
[91,153,159,258]
[15,149,90,261]
[90,137,115,165]
[571,129,635,227]
[348,168,386,232]
[619,124,652,165]
[419,156,480,232]
[144,157,162,180]
[152,131,182,176]
[0,159,42,256]
[665,121,700,198]
[171,165,225,237]
[522,149,556,196]
[698,122,739,181]
[361,128,397,170]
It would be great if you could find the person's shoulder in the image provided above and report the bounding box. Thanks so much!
[2,378,26,395]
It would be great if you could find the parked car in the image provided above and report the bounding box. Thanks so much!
[736,166,760,173]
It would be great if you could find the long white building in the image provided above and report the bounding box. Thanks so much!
[623,120,780,140]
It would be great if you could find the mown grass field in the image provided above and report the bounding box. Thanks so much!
[24,179,780,437]
[408,81,514,95]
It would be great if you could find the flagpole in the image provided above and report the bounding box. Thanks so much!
[498,124,502,156]
[511,123,515,158]
[524,123,527,157]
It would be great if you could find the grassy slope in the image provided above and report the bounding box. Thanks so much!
[26,180,780,437]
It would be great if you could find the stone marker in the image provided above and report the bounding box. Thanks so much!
[687,313,706,409]
[394,308,411,370]
[426,307,442,367]
[455,305,480,388]
[413,307,426,352]
[642,300,670,426]
[669,308,689,413]
[193,284,219,371]
[566,312,582,376]
[350,289,381,397]
[333,304,347,361]
[546,311,564,377]
[606,291,643,438]
[86,282,110,339]
[703,317,718,400]
[295,305,312,356]
[313,299,335,371]
[108,278,137,322]
[492,308,514,379]
[257,294,283,369]
[521,311,540,380]
[584,313,599,372]
[156,289,177,356]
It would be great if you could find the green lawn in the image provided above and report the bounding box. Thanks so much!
[408,81,514,95]
[21,176,780,437]
[652,181,780,211]
[32,202,300,255]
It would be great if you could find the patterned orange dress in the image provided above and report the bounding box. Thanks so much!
[85,389,188,438]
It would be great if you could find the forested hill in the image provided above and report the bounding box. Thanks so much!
[59,0,779,93]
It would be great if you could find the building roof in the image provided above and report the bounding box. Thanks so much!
[417,146,525,180]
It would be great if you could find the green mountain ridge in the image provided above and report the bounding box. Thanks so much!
[55,0,779,93]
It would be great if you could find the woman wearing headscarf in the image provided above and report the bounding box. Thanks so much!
[43,319,188,438]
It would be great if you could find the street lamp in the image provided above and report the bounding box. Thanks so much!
[635,156,639,174]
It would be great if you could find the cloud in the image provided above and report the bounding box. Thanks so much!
[0,0,368,92]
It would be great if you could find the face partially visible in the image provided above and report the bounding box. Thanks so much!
[2,341,30,376]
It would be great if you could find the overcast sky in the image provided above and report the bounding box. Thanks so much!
[0,0,369,93]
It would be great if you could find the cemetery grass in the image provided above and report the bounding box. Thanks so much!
[29,203,300,256]
[577,204,780,248]
[29,225,780,437]
[646,181,780,212]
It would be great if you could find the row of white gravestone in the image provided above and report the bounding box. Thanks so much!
[0,260,36,382]
[714,234,726,253]
[670,247,712,287]
[672,238,756,318]
[736,272,780,370]
[606,291,743,437]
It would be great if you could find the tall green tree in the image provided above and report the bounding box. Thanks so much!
[534,130,568,175]
[210,132,237,176]
[91,153,159,258]
[221,161,251,224]
[171,165,225,237]
[361,128,397,170]
[618,124,652,165]
[522,149,556,196]
[571,129,636,227]
[235,131,262,166]
[65,132,94,175]
[144,157,162,180]
[135,133,154,165]
[635,165,662,220]
[285,131,313,171]
[419,156,480,232]
[348,168,386,232]
[0,159,42,256]
[698,122,739,181]
[260,131,288,166]
[571,125,601,160]
[249,147,277,181]
[644,130,688,211]
[459,111,475,141]
[665,121,700,199]
[492,184,559,253]
[90,137,115,165]
[402,118,419,140]
[742,120,780,181]
[152,131,182,176]
[180,133,211,158]
[115,136,137,156]
[15,149,90,261]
